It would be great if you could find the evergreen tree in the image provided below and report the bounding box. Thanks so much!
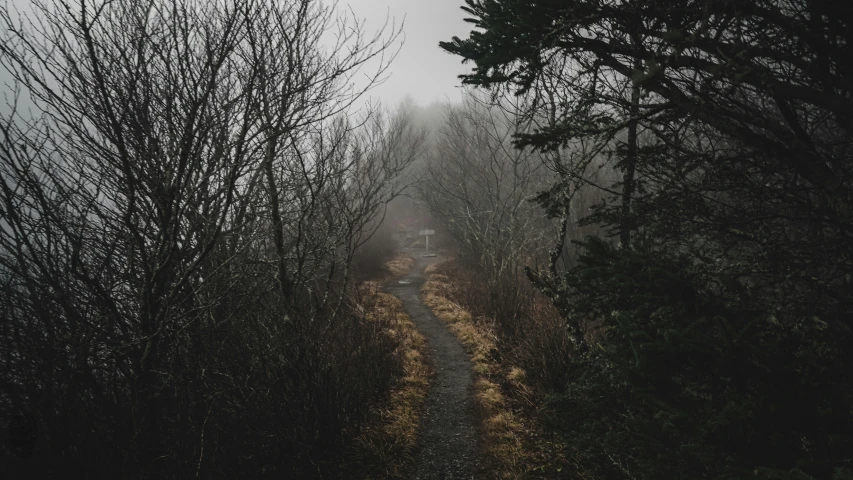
[442,1,853,478]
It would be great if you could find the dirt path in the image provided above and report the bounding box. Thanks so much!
[384,255,483,480]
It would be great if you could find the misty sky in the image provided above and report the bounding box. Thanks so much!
[0,0,475,110]
[345,0,472,107]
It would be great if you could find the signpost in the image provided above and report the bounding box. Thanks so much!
[419,229,435,255]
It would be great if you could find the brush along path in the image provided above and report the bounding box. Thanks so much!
[420,261,572,479]
[385,255,483,479]
[350,278,430,478]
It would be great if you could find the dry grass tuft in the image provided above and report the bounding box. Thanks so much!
[507,366,525,383]
[476,378,504,409]
[350,286,431,479]
[384,255,415,278]
[423,261,443,275]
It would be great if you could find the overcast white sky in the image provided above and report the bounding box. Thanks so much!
[0,0,474,110]
[345,0,472,107]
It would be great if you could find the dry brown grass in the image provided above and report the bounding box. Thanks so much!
[421,262,548,479]
[349,284,431,479]
[384,254,415,278]
[421,260,574,478]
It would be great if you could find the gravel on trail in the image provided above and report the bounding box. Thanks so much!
[384,255,484,480]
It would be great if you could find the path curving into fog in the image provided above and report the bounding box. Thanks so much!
[384,255,483,480]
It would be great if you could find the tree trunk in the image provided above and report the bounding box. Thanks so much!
[263,139,292,305]
[620,57,642,249]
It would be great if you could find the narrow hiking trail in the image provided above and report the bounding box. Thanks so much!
[385,255,483,480]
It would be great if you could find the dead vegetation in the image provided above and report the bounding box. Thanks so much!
[0,1,425,476]
[347,257,431,479]
[383,255,416,278]
[421,261,570,478]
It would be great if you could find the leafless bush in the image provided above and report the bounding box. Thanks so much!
[418,90,555,277]
[431,261,574,395]
[0,0,419,477]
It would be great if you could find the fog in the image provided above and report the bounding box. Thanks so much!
[2,1,852,479]
[344,0,471,107]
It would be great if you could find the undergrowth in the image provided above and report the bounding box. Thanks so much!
[420,261,570,479]
[346,255,431,479]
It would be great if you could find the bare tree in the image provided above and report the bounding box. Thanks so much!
[0,0,263,470]
[0,0,417,476]
[239,0,404,304]
[419,90,552,278]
